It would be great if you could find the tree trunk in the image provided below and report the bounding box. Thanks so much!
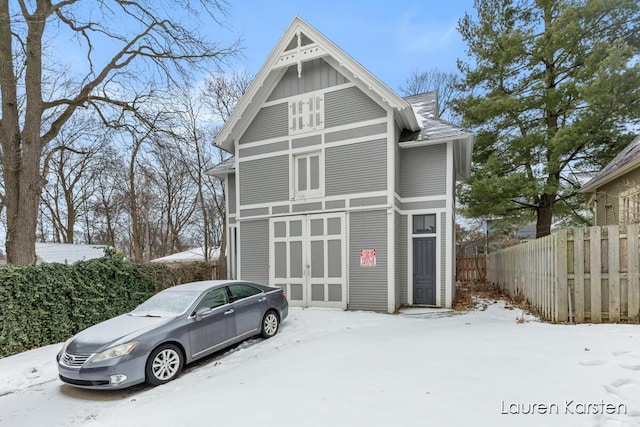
[5,143,43,265]
[536,193,555,238]
[217,221,227,280]
[1,3,45,265]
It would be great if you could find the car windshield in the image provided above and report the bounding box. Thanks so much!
[130,290,201,317]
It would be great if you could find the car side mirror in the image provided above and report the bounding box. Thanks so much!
[195,307,213,321]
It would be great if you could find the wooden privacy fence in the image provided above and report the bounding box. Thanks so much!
[456,255,486,282]
[487,224,640,323]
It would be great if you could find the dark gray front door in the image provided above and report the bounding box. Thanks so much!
[413,237,436,305]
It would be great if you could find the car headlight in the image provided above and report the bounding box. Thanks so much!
[91,342,139,363]
[58,337,74,357]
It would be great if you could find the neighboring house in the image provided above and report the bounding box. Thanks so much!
[151,247,220,263]
[580,135,640,226]
[209,17,473,313]
[35,243,109,264]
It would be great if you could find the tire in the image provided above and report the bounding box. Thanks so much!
[260,311,280,339]
[145,343,184,386]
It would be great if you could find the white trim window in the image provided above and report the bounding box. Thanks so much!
[289,94,324,135]
[293,151,323,199]
[412,214,437,234]
[620,187,640,224]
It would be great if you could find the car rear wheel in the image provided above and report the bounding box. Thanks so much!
[261,311,280,339]
[145,344,184,386]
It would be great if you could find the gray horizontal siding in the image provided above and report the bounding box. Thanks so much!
[228,173,236,215]
[325,122,387,143]
[397,200,447,211]
[292,134,321,149]
[292,202,322,213]
[240,207,269,217]
[325,139,387,196]
[238,155,289,205]
[240,103,288,144]
[395,211,407,306]
[239,219,269,284]
[349,196,387,208]
[325,86,387,128]
[238,140,289,158]
[272,205,290,214]
[348,210,388,311]
[400,144,447,198]
[325,200,345,209]
[268,58,349,101]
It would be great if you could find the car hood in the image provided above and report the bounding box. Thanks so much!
[67,314,173,354]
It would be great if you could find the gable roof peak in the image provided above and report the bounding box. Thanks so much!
[214,16,420,152]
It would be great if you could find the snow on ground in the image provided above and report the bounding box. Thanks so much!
[1,302,640,427]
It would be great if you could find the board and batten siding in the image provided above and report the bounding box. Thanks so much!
[400,144,447,198]
[349,210,388,311]
[324,86,386,128]
[239,219,269,284]
[593,167,640,226]
[440,213,447,305]
[267,58,349,101]
[325,139,387,196]
[238,155,289,205]
[395,211,408,306]
[239,103,288,144]
[228,173,237,215]
[394,125,402,195]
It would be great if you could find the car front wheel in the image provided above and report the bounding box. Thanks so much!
[261,311,280,339]
[145,343,184,386]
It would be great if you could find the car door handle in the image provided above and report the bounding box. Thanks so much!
[258,297,266,302]
[224,309,235,315]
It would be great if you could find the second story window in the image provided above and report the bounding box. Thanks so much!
[289,94,324,135]
[293,151,323,199]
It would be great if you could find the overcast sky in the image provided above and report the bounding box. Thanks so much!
[220,0,476,92]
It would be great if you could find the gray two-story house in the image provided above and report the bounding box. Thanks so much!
[210,17,473,313]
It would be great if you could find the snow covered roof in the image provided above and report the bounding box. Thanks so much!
[402,92,473,143]
[206,157,235,178]
[151,247,220,263]
[580,135,640,193]
[35,243,109,264]
[400,92,474,180]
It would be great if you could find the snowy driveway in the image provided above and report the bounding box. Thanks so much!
[1,303,639,427]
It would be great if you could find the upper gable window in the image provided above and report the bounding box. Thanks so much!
[620,187,640,224]
[289,94,324,135]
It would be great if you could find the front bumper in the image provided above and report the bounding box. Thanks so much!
[57,353,148,390]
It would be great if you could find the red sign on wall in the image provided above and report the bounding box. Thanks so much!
[360,249,376,267]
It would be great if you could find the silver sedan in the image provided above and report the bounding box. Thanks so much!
[56,280,288,389]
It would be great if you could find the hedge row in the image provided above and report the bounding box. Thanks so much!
[0,251,218,358]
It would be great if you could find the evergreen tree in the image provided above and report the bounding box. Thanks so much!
[455,0,640,237]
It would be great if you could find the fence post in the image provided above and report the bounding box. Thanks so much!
[609,225,621,322]
[573,228,585,323]
[590,226,602,323]
[556,229,568,323]
[628,224,639,323]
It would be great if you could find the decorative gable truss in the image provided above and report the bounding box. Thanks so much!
[214,16,421,153]
[289,94,324,134]
[277,31,326,77]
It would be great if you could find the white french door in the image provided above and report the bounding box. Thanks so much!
[269,213,346,309]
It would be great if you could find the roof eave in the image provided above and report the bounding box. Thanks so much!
[579,156,640,193]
